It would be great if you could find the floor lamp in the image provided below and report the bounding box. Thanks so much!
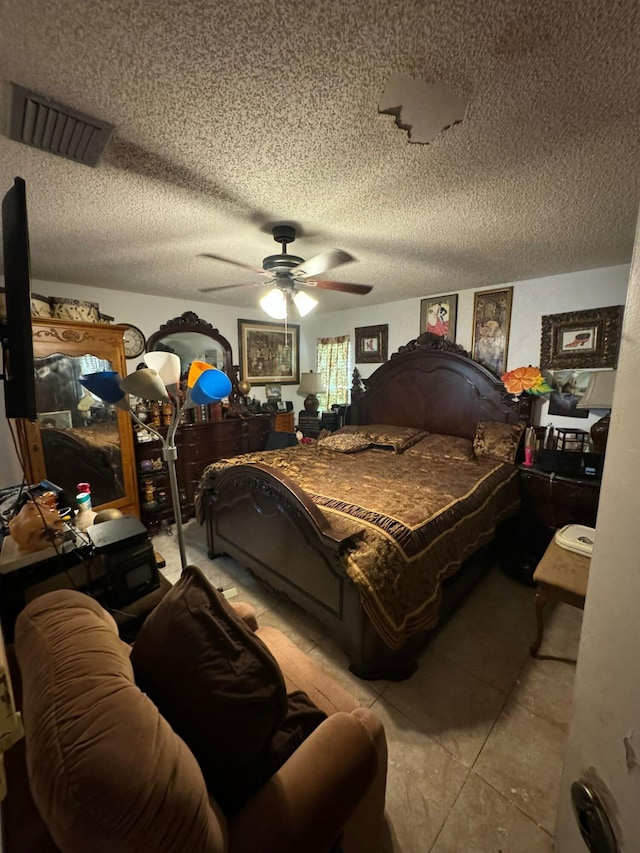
[79,354,231,569]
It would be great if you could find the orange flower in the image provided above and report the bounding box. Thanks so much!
[501,366,541,395]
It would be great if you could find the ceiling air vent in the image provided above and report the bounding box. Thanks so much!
[7,83,115,167]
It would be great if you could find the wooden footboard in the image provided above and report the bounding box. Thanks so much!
[204,463,424,679]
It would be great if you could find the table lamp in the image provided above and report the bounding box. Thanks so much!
[576,370,616,454]
[297,370,326,413]
[79,355,232,569]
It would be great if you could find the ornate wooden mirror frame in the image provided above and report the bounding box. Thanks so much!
[146,311,234,382]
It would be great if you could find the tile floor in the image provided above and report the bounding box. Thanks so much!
[155,520,581,852]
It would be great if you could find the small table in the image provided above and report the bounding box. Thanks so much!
[530,538,590,656]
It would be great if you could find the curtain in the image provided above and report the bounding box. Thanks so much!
[316,335,351,411]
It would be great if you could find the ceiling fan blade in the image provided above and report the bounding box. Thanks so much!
[198,252,269,276]
[304,279,373,295]
[198,280,269,293]
[293,249,355,279]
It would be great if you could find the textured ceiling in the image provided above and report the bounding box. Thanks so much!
[0,0,639,314]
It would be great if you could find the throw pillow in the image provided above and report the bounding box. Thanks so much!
[330,424,428,453]
[363,424,429,453]
[317,432,371,453]
[473,420,527,465]
[228,690,328,809]
[130,565,288,812]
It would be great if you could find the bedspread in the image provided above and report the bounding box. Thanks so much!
[196,444,520,648]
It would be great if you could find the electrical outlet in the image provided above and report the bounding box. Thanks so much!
[222,587,238,599]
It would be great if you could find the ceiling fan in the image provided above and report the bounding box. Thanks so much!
[198,225,372,318]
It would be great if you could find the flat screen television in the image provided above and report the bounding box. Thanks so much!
[1,176,37,420]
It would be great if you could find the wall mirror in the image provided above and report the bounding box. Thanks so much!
[146,312,234,380]
[19,318,139,518]
[34,352,126,506]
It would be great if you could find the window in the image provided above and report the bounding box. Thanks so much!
[316,335,351,411]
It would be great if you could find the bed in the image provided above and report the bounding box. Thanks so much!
[39,423,126,507]
[195,334,529,680]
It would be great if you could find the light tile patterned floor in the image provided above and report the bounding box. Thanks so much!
[155,520,580,852]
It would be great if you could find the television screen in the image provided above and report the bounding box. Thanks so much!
[2,177,37,420]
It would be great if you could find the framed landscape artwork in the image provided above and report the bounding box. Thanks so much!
[420,294,458,341]
[355,324,388,364]
[470,287,513,377]
[540,305,624,370]
[237,319,300,385]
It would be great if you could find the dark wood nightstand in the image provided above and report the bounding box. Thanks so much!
[297,412,322,438]
[519,464,601,534]
[498,465,601,586]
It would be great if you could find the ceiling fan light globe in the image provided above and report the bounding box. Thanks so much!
[292,290,318,316]
[260,287,287,319]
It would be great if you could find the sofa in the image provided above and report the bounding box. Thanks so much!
[4,574,387,853]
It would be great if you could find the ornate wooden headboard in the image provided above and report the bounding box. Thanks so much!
[351,333,528,439]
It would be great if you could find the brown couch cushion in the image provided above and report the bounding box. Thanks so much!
[14,590,225,853]
[130,565,289,812]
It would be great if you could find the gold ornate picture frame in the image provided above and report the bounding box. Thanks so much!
[471,287,513,376]
[540,305,624,370]
[237,318,300,385]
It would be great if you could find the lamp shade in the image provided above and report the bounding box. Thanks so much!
[577,371,616,409]
[297,371,326,396]
[292,290,318,317]
[143,351,181,388]
[79,371,128,409]
[187,359,215,388]
[260,288,287,319]
[190,367,232,405]
[120,368,170,401]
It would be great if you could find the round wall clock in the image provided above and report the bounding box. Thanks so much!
[121,324,146,359]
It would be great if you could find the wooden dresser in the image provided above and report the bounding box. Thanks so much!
[135,415,271,531]
[272,411,295,433]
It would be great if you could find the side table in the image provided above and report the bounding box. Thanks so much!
[519,464,601,534]
[530,538,590,657]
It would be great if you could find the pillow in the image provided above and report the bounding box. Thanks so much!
[473,420,527,465]
[130,565,288,812]
[330,424,428,453]
[317,431,371,453]
[404,433,474,461]
[364,424,429,453]
[15,590,225,853]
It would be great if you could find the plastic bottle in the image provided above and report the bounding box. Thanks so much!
[75,491,96,531]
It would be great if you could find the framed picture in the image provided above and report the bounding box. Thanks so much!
[540,305,624,370]
[265,383,282,400]
[355,324,388,364]
[471,287,514,376]
[238,319,300,385]
[420,294,458,341]
[38,409,73,430]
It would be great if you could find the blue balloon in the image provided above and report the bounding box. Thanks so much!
[190,368,232,404]
[79,371,126,404]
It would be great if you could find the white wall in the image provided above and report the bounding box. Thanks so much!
[554,223,640,848]
[0,263,630,489]
[305,264,630,432]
